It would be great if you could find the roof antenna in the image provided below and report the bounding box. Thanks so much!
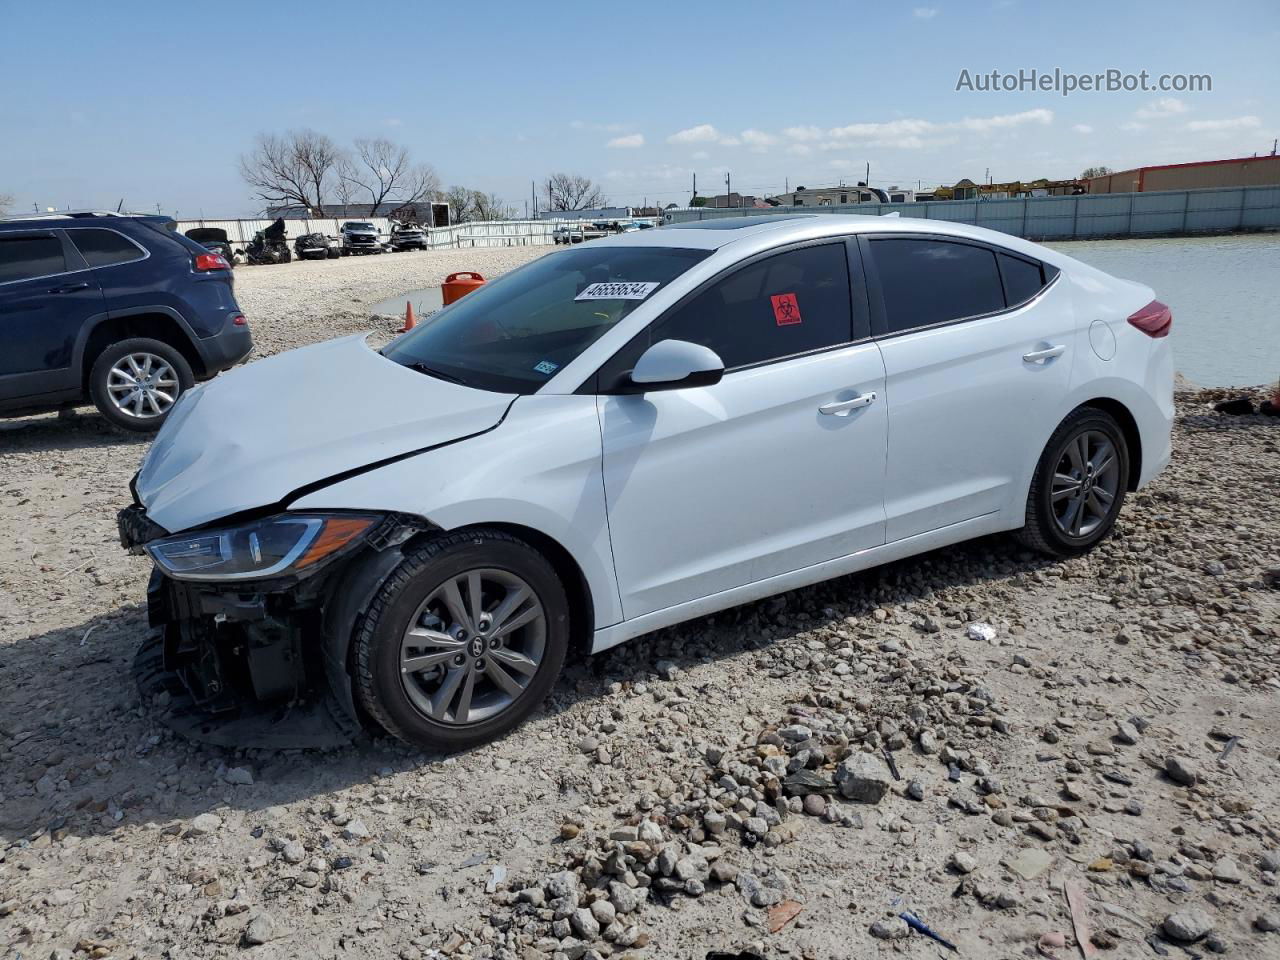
[116,198,124,212]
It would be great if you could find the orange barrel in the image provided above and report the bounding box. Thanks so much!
[442,271,486,305]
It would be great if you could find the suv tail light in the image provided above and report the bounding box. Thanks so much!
[231,314,248,327]
[1127,300,1172,338]
[194,252,230,271]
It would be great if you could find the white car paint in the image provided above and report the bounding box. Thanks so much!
[136,214,1173,653]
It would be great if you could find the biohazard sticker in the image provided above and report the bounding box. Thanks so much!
[771,292,802,326]
[574,281,660,301]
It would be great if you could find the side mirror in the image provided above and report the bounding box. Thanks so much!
[627,339,725,392]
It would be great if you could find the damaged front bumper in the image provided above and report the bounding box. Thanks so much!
[120,503,424,748]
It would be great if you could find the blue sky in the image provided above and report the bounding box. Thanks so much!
[1,0,1276,216]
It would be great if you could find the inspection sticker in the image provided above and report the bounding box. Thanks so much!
[771,292,802,326]
[574,281,660,301]
[533,360,559,375]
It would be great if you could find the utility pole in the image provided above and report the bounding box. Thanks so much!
[725,171,731,207]
[865,162,870,184]
[691,172,697,207]
[785,176,788,193]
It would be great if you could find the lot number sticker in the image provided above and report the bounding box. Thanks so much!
[771,292,802,326]
[574,281,660,301]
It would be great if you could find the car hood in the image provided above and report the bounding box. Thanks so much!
[136,334,515,532]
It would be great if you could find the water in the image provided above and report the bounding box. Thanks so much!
[369,285,443,319]
[1045,234,1280,387]
[366,235,1279,388]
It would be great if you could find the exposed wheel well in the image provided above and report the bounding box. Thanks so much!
[450,522,596,659]
[81,314,204,388]
[1078,397,1142,490]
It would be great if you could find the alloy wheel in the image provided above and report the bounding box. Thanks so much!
[399,568,546,725]
[1050,429,1120,538]
[106,352,179,419]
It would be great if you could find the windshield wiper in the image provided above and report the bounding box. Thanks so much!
[401,360,469,386]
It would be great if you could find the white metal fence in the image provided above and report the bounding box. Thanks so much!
[172,217,567,251]
[662,186,1280,240]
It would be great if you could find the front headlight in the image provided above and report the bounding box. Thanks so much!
[146,513,379,582]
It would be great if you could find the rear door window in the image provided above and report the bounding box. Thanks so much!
[0,234,67,283]
[648,242,853,369]
[870,238,1004,333]
[68,228,146,268]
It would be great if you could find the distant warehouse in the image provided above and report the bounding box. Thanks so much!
[1086,154,1280,193]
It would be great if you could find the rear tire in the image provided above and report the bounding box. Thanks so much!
[88,337,194,432]
[352,530,570,752]
[1017,407,1130,556]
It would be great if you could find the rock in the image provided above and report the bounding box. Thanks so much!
[703,811,727,835]
[546,871,579,901]
[1259,851,1280,873]
[1114,721,1141,745]
[834,753,890,804]
[950,851,978,874]
[187,813,222,837]
[1212,859,1242,883]
[281,840,306,864]
[802,794,826,817]
[589,900,616,927]
[637,818,663,845]
[783,769,835,796]
[342,818,371,841]
[570,907,600,940]
[966,622,997,642]
[1162,909,1214,943]
[1006,848,1052,881]
[654,660,679,681]
[1165,756,1199,786]
[869,917,910,940]
[1254,912,1280,933]
[223,766,254,786]
[608,881,644,914]
[243,912,277,945]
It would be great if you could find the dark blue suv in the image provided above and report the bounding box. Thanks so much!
[0,212,252,431]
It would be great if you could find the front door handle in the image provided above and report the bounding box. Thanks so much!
[48,282,90,294]
[819,392,877,416]
[1022,344,1066,363]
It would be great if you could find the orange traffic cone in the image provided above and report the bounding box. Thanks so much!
[398,301,416,333]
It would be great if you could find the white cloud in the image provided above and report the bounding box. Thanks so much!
[740,128,778,152]
[1072,124,1094,134]
[668,124,722,144]
[1186,115,1261,132]
[691,150,709,160]
[818,108,1051,149]
[1135,97,1189,120]
[719,136,741,147]
[913,6,938,17]
[786,144,812,156]
[606,133,645,148]
[784,125,824,141]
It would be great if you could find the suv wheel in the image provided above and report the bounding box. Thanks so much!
[1017,407,1130,556]
[89,337,194,432]
[352,530,570,751]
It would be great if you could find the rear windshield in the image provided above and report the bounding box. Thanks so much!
[382,246,710,394]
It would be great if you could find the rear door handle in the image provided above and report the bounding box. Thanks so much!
[1022,344,1066,363]
[819,392,877,416]
[48,282,90,294]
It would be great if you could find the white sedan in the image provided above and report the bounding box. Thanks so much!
[120,214,1173,750]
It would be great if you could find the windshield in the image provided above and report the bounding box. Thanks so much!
[382,245,710,393]
[346,222,374,230]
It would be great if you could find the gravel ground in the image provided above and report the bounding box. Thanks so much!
[1,247,1278,960]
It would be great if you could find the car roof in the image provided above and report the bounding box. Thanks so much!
[595,212,1075,268]
[0,212,170,229]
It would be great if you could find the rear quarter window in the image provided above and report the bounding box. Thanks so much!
[67,228,147,268]
[998,252,1052,306]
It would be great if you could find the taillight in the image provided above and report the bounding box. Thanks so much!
[231,314,247,327]
[194,252,230,271]
[1127,300,1172,338]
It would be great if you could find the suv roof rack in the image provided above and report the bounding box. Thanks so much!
[0,209,155,222]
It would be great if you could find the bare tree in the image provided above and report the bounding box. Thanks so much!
[0,192,12,216]
[1079,166,1114,180]
[240,129,340,215]
[337,138,439,216]
[546,173,606,211]
[472,192,514,222]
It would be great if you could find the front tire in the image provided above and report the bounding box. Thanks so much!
[88,337,194,432]
[1017,407,1130,556]
[352,530,570,751]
